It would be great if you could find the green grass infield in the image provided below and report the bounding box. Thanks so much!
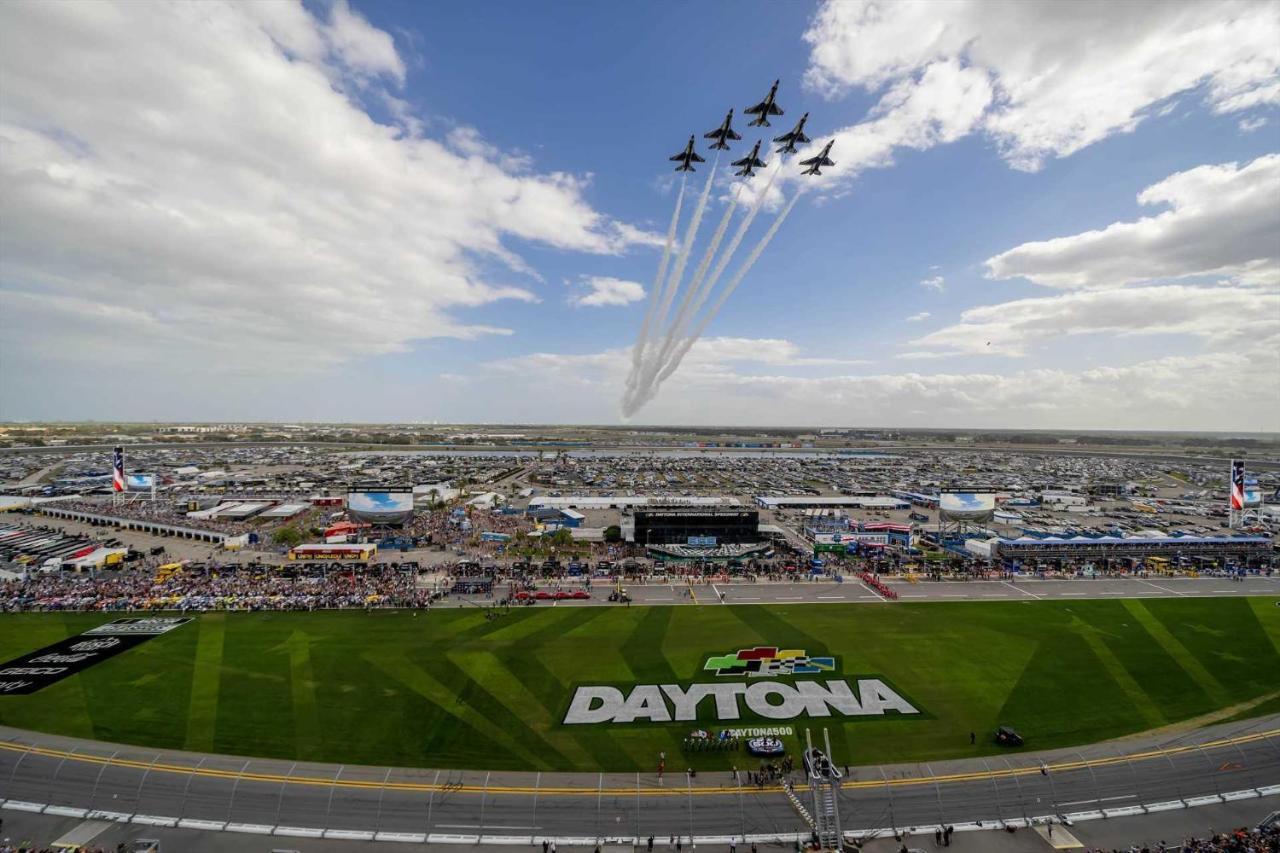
[2,597,1278,772]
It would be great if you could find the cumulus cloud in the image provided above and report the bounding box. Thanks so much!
[905,312,931,322]
[0,0,657,374]
[986,154,1280,289]
[756,59,992,203]
[480,339,1278,430]
[919,275,945,291]
[570,276,646,308]
[909,285,1280,357]
[1239,116,1270,132]
[803,0,1280,171]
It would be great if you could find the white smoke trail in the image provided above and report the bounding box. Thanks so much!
[645,155,718,364]
[646,179,744,379]
[627,176,686,388]
[648,158,785,380]
[653,189,804,387]
[624,155,718,412]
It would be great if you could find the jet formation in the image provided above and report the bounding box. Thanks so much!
[668,81,833,177]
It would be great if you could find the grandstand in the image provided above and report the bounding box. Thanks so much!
[990,533,1271,561]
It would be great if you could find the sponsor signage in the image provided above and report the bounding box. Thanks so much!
[0,617,191,695]
[563,646,920,726]
[687,535,718,546]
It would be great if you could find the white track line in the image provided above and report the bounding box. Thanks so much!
[1002,581,1042,600]
[1139,579,1187,596]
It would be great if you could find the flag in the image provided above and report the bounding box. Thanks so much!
[112,446,125,493]
[1230,459,1245,511]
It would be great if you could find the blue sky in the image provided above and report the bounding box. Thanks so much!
[1,0,1277,428]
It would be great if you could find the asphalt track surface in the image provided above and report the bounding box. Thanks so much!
[442,575,1280,608]
[2,712,1278,845]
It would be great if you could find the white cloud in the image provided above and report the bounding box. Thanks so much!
[909,285,1280,357]
[0,0,657,375]
[1239,115,1269,132]
[480,339,1278,430]
[323,0,405,83]
[803,0,1280,171]
[905,312,931,322]
[986,154,1280,289]
[919,275,945,291]
[571,276,646,308]
[764,59,992,201]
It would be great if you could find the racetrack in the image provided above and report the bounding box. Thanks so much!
[2,714,1277,844]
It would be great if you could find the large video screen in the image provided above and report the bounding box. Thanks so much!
[125,474,155,490]
[346,490,415,525]
[939,492,996,521]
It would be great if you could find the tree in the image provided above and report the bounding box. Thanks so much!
[547,528,574,547]
[604,525,622,543]
[273,526,305,548]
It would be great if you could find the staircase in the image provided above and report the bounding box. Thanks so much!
[804,730,844,850]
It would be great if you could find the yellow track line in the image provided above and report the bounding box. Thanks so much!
[0,727,1275,799]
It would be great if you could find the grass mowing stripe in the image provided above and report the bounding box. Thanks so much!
[1247,597,1280,658]
[621,606,679,684]
[367,653,545,768]
[1121,599,1229,705]
[1069,616,1165,729]
[435,651,575,768]
[465,650,595,767]
[725,604,828,656]
[285,629,324,761]
[183,613,226,751]
[1146,598,1280,698]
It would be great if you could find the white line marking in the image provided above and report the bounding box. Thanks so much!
[1059,795,1136,807]
[1002,581,1042,600]
[817,595,844,600]
[1139,579,1186,596]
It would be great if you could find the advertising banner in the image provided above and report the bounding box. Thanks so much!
[687,535,718,546]
[0,617,191,695]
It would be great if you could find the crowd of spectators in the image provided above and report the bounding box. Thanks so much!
[1085,821,1280,853]
[0,565,435,612]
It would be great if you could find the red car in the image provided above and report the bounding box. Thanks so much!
[514,591,532,600]
[571,590,590,600]
[553,590,572,600]
[535,590,553,600]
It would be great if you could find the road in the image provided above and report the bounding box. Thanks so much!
[2,714,1277,846]
[445,574,1280,608]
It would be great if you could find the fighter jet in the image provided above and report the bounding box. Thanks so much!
[731,140,767,177]
[798,140,835,175]
[669,135,706,172]
[773,112,811,154]
[704,109,742,150]
[744,79,784,127]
